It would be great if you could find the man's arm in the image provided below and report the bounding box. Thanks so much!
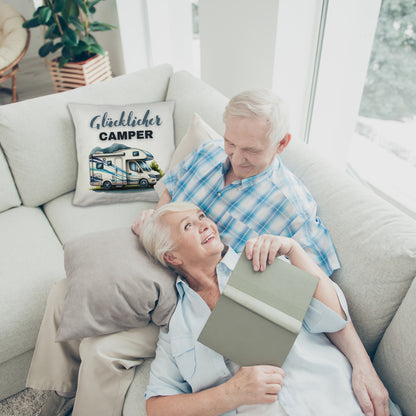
[327,323,390,416]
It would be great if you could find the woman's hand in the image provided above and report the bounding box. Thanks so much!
[131,209,156,236]
[225,365,285,407]
[245,235,297,271]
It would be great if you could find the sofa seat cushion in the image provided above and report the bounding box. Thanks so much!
[43,192,156,244]
[0,145,20,213]
[123,358,153,416]
[280,141,416,356]
[0,64,173,208]
[0,206,65,364]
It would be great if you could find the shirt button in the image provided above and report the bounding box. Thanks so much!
[217,192,222,197]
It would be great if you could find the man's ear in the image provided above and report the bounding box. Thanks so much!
[276,133,291,154]
[164,252,183,266]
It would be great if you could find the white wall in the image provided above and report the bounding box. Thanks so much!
[199,0,280,98]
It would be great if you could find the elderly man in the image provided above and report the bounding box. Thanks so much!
[139,202,397,416]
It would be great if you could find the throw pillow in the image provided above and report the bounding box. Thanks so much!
[155,113,223,196]
[68,101,175,206]
[56,227,178,342]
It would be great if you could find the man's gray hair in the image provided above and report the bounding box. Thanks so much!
[140,201,200,268]
[223,89,290,145]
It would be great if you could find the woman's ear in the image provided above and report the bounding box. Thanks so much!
[164,252,183,266]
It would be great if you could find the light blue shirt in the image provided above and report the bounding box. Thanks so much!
[145,248,366,415]
[163,140,340,276]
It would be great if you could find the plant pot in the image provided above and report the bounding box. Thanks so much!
[47,52,112,93]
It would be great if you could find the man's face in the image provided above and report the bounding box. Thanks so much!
[163,209,224,267]
[224,116,279,179]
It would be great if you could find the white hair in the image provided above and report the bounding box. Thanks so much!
[139,202,200,267]
[223,89,290,145]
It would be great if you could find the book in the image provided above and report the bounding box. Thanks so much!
[198,255,319,367]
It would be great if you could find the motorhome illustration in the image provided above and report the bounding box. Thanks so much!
[89,144,162,192]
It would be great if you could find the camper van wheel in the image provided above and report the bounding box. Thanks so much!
[139,179,149,188]
[103,181,112,190]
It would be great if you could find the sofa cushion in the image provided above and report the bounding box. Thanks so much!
[0,64,173,207]
[166,70,228,146]
[0,145,20,213]
[0,206,65,364]
[154,113,222,197]
[123,358,153,416]
[56,228,177,341]
[43,192,155,244]
[280,141,416,356]
[373,277,416,416]
[68,101,175,206]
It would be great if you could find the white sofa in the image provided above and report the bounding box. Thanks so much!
[0,64,415,416]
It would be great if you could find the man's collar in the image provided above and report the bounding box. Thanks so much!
[221,156,279,186]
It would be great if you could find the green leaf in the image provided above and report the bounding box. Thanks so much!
[22,17,41,28]
[61,45,72,59]
[69,16,85,32]
[89,22,115,31]
[89,43,105,56]
[51,42,63,53]
[38,41,54,57]
[39,7,53,24]
[44,23,59,39]
[53,0,65,13]
[74,0,88,14]
[59,55,69,68]
[62,0,79,21]
[62,28,79,46]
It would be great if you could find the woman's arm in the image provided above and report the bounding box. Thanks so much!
[147,365,284,416]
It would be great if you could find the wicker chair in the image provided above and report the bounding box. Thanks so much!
[0,2,30,103]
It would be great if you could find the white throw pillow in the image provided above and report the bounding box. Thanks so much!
[69,101,175,206]
[155,113,223,196]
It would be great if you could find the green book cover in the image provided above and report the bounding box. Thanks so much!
[198,255,319,367]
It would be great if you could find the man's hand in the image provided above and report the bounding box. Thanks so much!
[352,364,390,416]
[225,365,284,408]
[131,209,156,236]
[245,235,296,272]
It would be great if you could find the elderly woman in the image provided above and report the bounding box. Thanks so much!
[140,202,400,416]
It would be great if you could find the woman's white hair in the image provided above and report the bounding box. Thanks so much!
[139,201,200,267]
[223,89,290,145]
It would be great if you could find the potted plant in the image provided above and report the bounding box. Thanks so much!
[23,0,116,92]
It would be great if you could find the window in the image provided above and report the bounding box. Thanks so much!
[348,0,416,218]
[138,160,151,172]
[129,161,138,172]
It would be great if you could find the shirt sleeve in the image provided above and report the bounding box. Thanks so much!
[145,330,192,400]
[162,143,206,200]
[290,216,340,277]
[303,282,351,334]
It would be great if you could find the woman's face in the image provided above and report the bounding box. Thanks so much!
[162,209,224,267]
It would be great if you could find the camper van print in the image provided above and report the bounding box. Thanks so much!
[89,144,162,191]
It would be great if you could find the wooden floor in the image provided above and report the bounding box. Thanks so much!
[0,56,55,106]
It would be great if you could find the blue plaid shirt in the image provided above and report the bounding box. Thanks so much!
[163,140,340,276]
